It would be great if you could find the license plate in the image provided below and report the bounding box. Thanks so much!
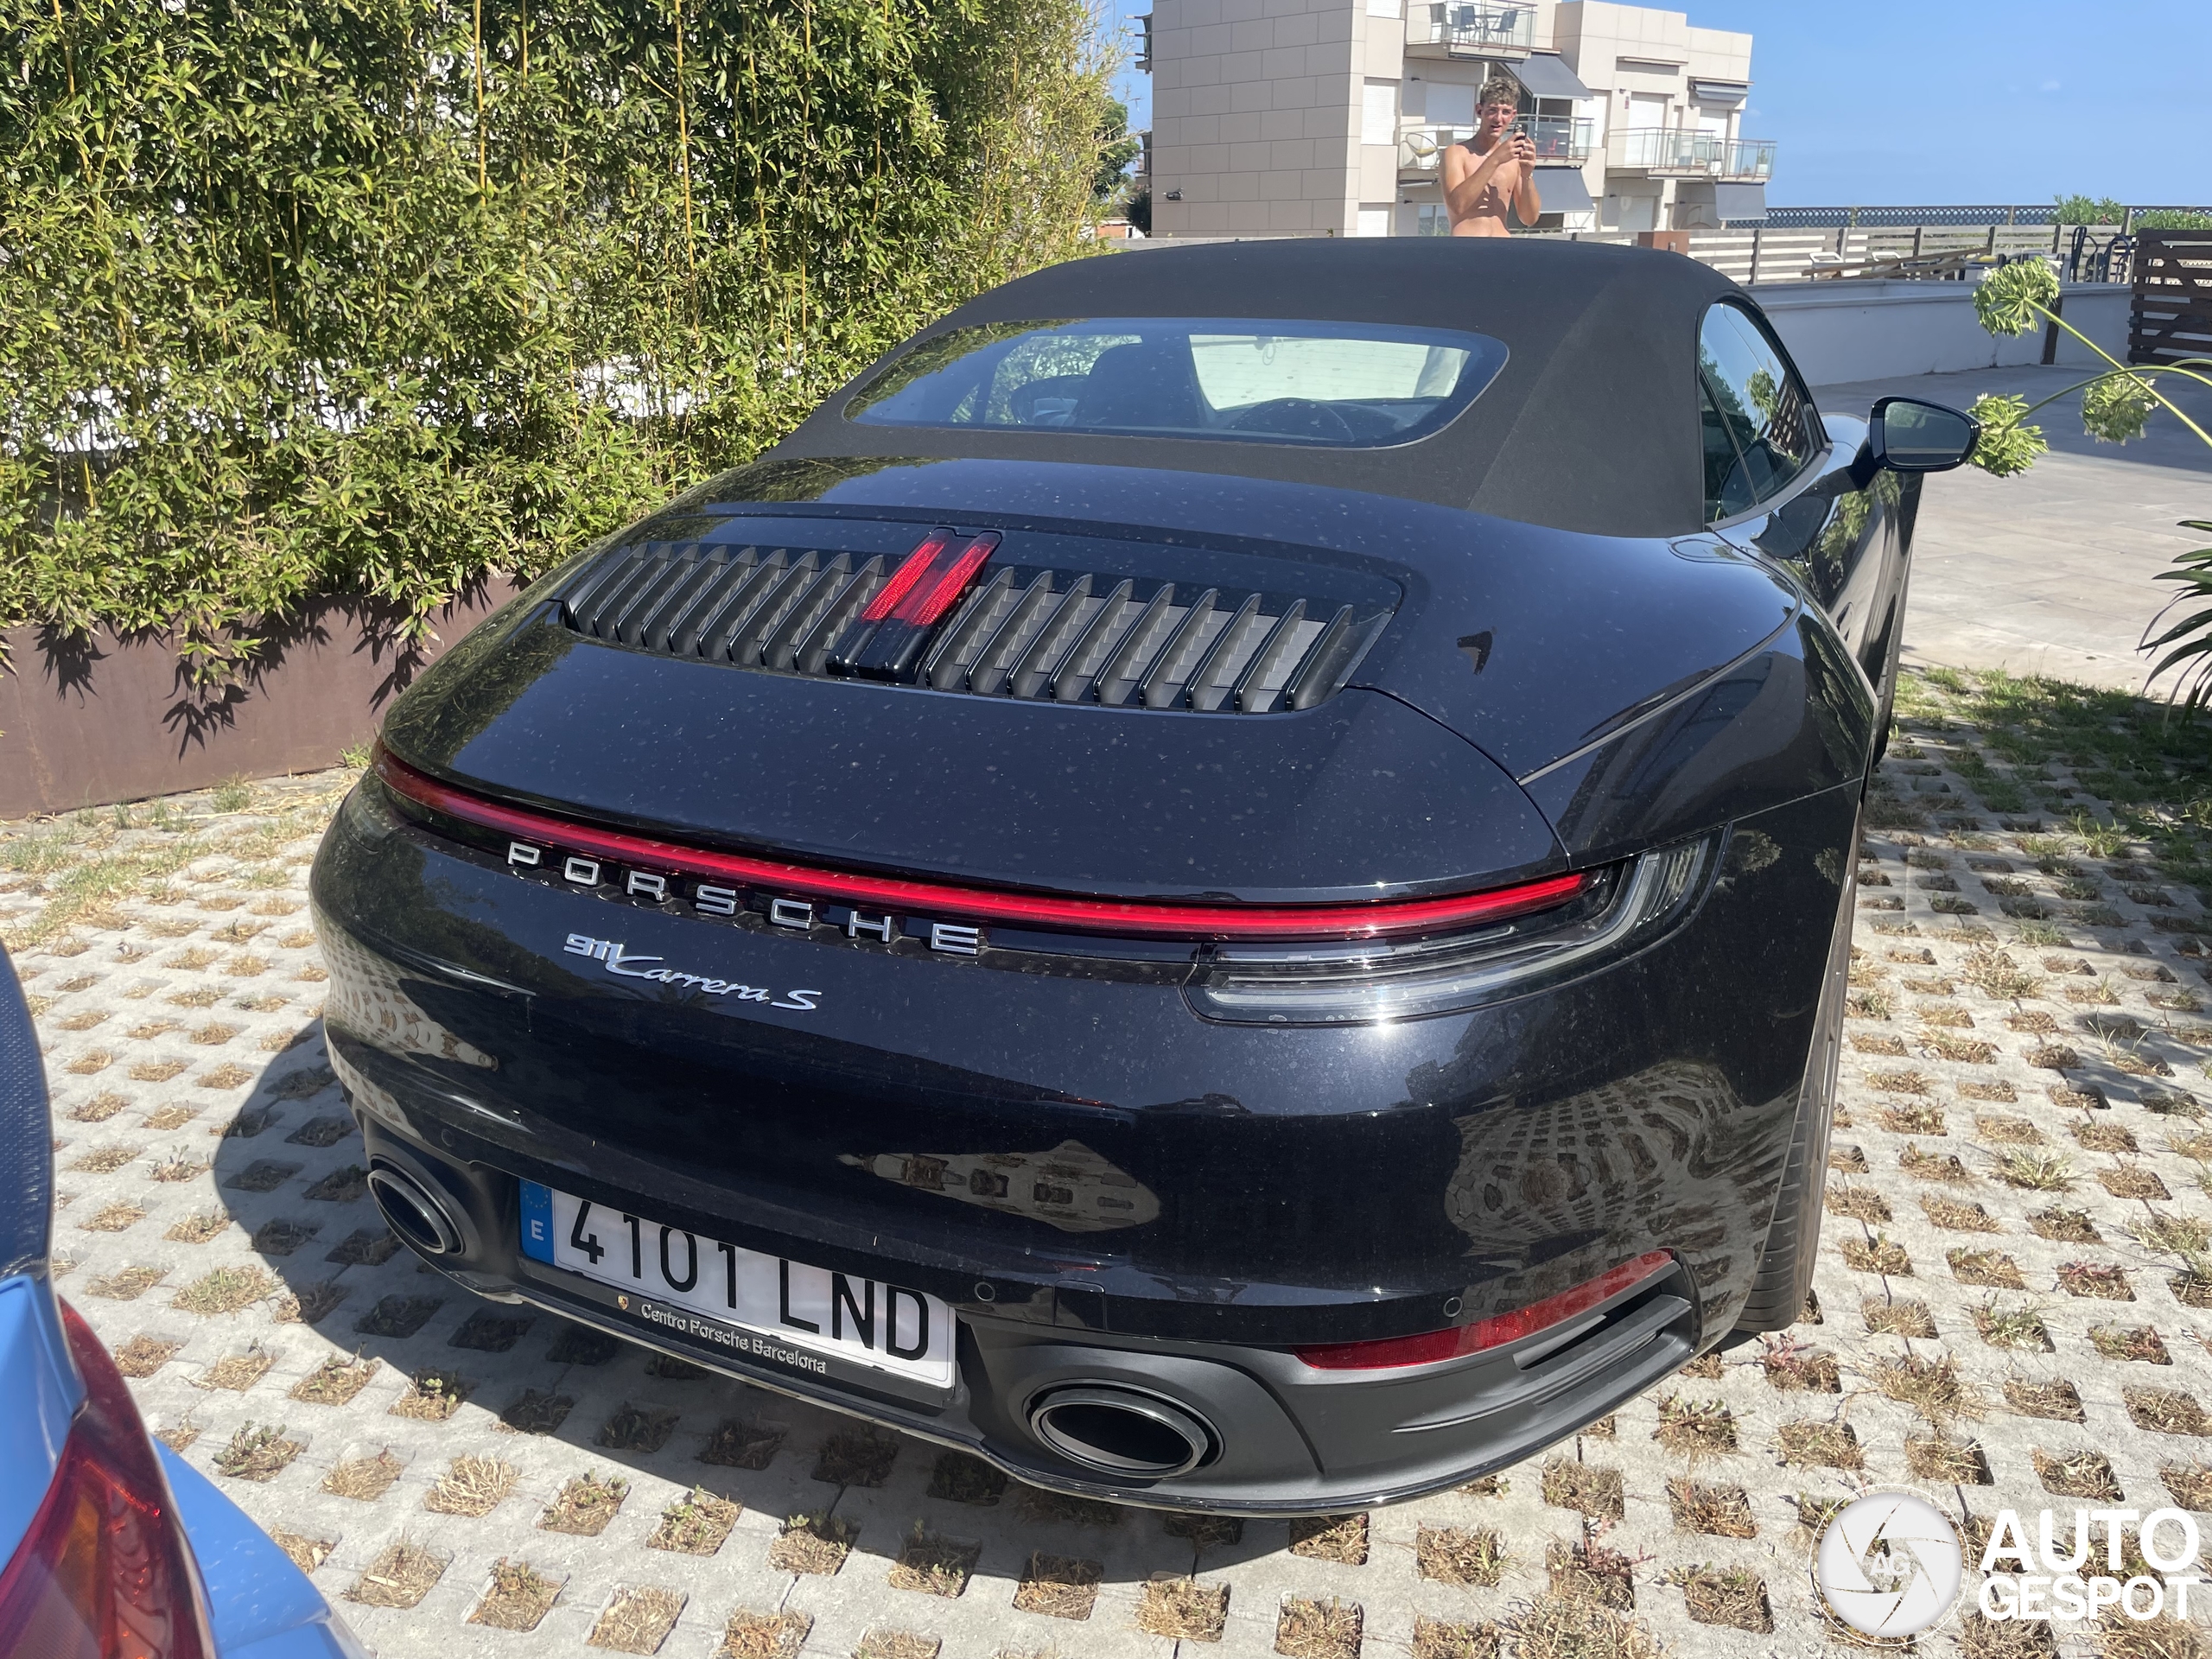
[518,1181,956,1389]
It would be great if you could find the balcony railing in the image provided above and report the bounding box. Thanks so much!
[1605,128,1776,179]
[1408,3,1535,54]
[1400,115,1592,173]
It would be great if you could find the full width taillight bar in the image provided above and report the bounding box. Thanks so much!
[1291,1252,1676,1370]
[372,749,1588,944]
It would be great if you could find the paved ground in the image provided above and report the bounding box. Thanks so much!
[9,687,2212,1659]
[1813,365,2212,692]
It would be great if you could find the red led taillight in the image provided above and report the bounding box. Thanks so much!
[898,533,998,626]
[858,529,956,624]
[372,750,1589,944]
[0,1301,214,1658]
[837,530,1001,679]
[1292,1252,1675,1370]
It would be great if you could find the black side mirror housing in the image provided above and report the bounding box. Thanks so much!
[1859,396,1980,480]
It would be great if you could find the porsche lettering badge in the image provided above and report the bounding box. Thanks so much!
[506,839,986,958]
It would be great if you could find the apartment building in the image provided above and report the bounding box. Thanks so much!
[1141,0,1770,238]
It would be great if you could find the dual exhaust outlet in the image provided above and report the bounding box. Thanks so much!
[369,1160,1217,1483]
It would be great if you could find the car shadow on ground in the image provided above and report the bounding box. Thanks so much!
[205,1021,1297,1587]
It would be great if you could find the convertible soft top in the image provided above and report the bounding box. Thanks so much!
[773,238,1747,538]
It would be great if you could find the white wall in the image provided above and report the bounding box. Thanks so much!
[1757,282,2133,386]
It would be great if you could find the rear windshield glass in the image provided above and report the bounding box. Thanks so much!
[843,317,1508,448]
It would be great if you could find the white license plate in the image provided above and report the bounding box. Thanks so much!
[518,1181,956,1388]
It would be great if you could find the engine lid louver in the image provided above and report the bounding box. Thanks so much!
[561,530,1393,715]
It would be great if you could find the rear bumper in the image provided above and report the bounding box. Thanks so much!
[348,1091,1700,1513]
[310,774,1857,1509]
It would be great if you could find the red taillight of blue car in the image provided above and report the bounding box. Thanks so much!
[0,1300,213,1659]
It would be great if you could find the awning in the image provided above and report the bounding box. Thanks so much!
[1713,181,1767,221]
[1510,53,1591,99]
[1690,79,1749,105]
[1531,166,1595,214]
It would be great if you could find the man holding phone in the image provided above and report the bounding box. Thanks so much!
[1441,76,1540,236]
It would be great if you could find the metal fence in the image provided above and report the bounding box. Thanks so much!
[1761,205,2210,230]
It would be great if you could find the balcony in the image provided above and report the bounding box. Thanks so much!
[1406,2,1535,58]
[1605,128,1776,180]
[1400,115,1592,175]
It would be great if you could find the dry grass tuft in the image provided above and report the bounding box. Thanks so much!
[290,1355,378,1406]
[1666,1478,1756,1537]
[1539,1458,1624,1519]
[467,1558,561,1632]
[1776,1419,1865,1468]
[1871,1351,1986,1423]
[2034,1447,2123,1500]
[111,1334,179,1377]
[766,1511,855,1576]
[1678,1564,1773,1633]
[1416,1525,1507,1586]
[346,1540,446,1610]
[1905,1435,1992,1484]
[538,1472,628,1537]
[2058,1261,2134,1300]
[2090,1325,2172,1363]
[1949,1248,2024,1287]
[588,1586,686,1655]
[1013,1552,1103,1619]
[1410,1617,1500,1659]
[1505,1594,1662,1659]
[1840,1235,1912,1275]
[174,1264,271,1315]
[1137,1575,1230,1642]
[323,1450,404,1502]
[426,1456,520,1517]
[1288,1513,1369,1565]
[813,1427,900,1487]
[1274,1597,1363,1659]
[2005,1378,2087,1421]
[1863,1297,1939,1337]
[715,1609,810,1659]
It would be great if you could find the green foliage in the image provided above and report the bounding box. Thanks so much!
[2053,194,2127,226]
[1964,395,2048,478]
[1972,259,2060,338]
[1,0,1116,672]
[2144,525,2212,712]
[2133,210,2212,231]
[2081,372,2159,444]
[1094,99,1141,203]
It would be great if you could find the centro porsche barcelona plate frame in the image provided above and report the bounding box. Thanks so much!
[518,1180,957,1389]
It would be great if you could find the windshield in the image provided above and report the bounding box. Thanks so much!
[844,317,1508,448]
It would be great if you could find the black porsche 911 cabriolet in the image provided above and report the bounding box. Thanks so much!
[311,237,1976,1512]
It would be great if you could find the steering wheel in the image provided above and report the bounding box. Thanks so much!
[1225,398,1357,442]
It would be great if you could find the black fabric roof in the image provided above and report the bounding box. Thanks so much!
[772,238,1749,537]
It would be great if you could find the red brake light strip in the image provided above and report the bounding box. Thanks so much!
[373,750,1587,944]
[899,532,999,626]
[859,529,955,623]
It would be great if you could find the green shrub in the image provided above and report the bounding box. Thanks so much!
[1,0,1114,673]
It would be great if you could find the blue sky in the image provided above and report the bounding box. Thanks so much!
[1108,0,2211,207]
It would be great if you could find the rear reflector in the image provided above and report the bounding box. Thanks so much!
[373,749,1589,944]
[1292,1252,1675,1370]
[0,1300,214,1657]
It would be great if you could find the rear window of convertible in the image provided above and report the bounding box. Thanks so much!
[843,318,1509,448]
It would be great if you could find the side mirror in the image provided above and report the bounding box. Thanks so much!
[1866,396,1980,474]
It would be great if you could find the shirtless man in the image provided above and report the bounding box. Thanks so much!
[1440,76,1540,235]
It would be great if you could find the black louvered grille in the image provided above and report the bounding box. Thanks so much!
[562,539,1391,715]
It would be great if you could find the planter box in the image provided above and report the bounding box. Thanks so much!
[1,582,520,820]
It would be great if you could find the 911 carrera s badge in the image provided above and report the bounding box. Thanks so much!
[563,934,822,1010]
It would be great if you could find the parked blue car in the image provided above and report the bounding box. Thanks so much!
[0,945,365,1657]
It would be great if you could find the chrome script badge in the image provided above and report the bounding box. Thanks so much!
[563,934,822,1010]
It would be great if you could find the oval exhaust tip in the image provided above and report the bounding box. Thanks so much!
[367,1165,463,1257]
[1028,1385,1216,1479]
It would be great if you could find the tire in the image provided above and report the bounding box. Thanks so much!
[1733,853,1856,1334]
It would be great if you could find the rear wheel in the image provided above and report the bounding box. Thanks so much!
[1732,853,1855,1333]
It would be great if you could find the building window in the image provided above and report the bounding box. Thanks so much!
[1416,204,1452,236]
[1365,0,1402,16]
[1356,207,1393,238]
[1361,81,1398,147]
